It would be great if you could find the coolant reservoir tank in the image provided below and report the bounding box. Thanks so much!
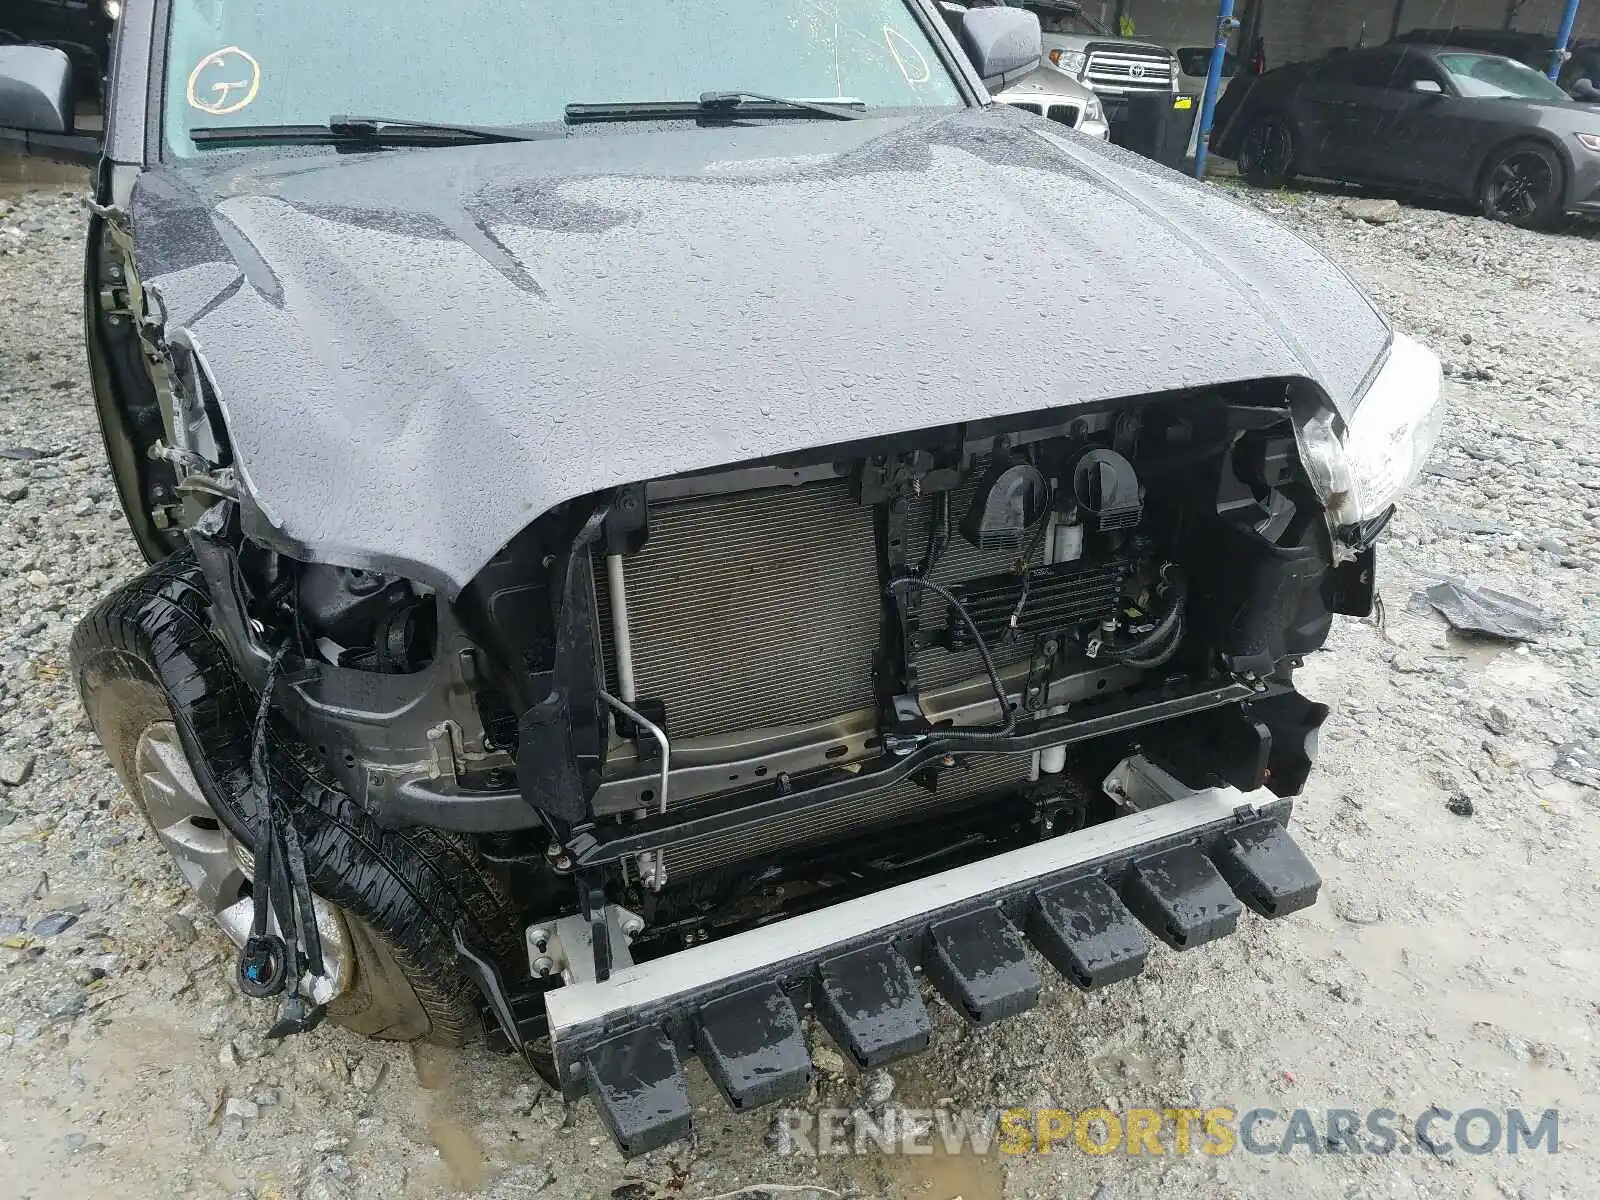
[1051,520,1084,563]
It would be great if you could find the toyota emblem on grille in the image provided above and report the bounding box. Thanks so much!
[1130,64,1146,78]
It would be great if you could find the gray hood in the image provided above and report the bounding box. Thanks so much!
[134,109,1389,594]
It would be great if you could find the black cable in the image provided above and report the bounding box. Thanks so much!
[246,645,288,944]
[913,492,950,579]
[239,646,289,999]
[1006,511,1054,639]
[887,575,1016,740]
[240,644,325,1004]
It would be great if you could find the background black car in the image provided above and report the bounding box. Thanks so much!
[0,0,116,103]
[1213,44,1600,229]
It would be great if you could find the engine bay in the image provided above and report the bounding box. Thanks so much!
[218,386,1368,970]
[484,388,1359,973]
[578,391,1333,811]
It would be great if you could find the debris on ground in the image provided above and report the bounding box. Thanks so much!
[1415,579,1558,641]
[0,752,36,786]
[1343,197,1403,224]
[1551,744,1600,790]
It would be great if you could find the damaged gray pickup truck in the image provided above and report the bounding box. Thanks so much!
[1,0,1443,1155]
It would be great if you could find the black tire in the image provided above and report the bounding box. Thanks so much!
[70,553,523,1047]
[1237,113,1297,189]
[1478,140,1565,230]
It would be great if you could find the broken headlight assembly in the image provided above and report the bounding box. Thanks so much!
[1296,332,1445,531]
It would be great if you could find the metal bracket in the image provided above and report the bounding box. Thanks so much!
[426,721,465,784]
[1102,754,1199,812]
[529,906,643,985]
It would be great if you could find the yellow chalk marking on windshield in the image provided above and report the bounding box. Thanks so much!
[186,46,262,116]
[883,25,931,86]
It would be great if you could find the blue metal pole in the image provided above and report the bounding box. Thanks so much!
[1193,0,1240,180]
[1547,0,1581,80]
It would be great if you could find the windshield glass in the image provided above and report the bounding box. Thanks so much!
[164,0,962,154]
[1437,52,1572,101]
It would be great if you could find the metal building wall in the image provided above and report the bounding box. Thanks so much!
[1287,0,1597,63]
[1121,0,1596,64]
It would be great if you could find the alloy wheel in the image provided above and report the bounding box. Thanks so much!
[1243,118,1291,181]
[135,721,249,912]
[133,721,352,1003]
[1486,151,1554,222]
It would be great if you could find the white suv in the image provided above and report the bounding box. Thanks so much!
[1020,0,1180,109]
[994,66,1110,139]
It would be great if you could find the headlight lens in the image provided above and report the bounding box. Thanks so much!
[1297,333,1445,527]
[1577,132,1600,154]
[1049,49,1088,78]
[1084,96,1105,123]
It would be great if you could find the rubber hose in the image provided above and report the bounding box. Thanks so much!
[1120,610,1186,670]
[1098,566,1188,663]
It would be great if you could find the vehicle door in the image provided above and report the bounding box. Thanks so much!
[1374,52,1480,192]
[1290,49,1404,179]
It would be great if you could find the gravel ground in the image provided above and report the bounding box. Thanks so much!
[1,177,1598,1200]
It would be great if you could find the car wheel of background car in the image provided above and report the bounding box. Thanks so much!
[1478,140,1565,230]
[69,554,528,1051]
[1238,113,1296,188]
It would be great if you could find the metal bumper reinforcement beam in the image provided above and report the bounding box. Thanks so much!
[545,761,1321,1156]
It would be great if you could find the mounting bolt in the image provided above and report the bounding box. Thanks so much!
[621,915,644,939]
[530,928,549,951]
[533,956,554,977]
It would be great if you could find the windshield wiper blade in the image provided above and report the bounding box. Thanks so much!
[191,115,561,146]
[328,115,561,141]
[698,91,866,120]
[564,91,866,124]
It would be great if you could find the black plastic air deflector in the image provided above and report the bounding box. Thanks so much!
[1028,875,1150,989]
[1213,821,1321,917]
[696,983,812,1109]
[926,907,1042,1025]
[583,1026,693,1156]
[1120,844,1242,950]
[816,943,931,1068]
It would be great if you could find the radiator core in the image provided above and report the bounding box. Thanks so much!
[598,481,882,740]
